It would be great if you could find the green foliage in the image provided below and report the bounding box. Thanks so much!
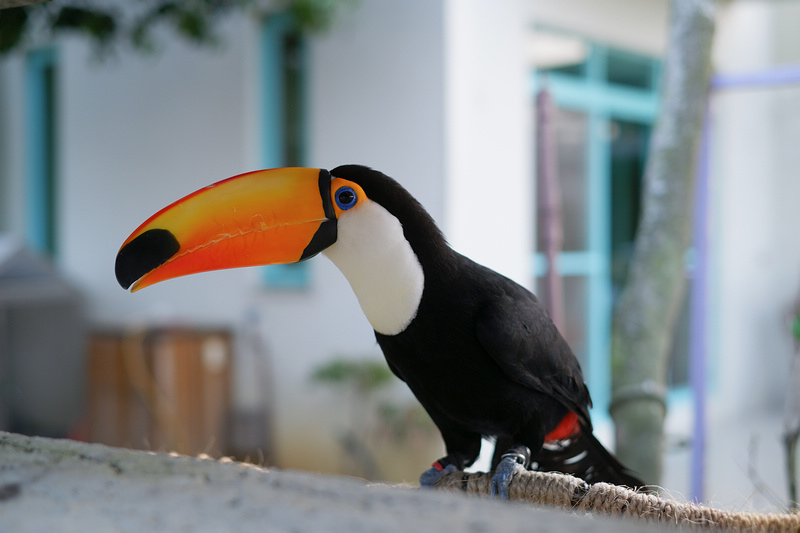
[284,0,358,33]
[0,8,28,54]
[311,356,436,479]
[311,357,393,395]
[51,6,117,46]
[0,0,357,57]
[131,0,240,53]
[376,402,434,442]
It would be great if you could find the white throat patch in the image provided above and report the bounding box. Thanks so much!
[322,199,424,336]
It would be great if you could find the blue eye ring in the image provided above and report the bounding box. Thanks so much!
[335,186,358,210]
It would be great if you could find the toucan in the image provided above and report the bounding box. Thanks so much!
[115,165,644,497]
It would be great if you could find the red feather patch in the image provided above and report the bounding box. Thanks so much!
[545,411,579,441]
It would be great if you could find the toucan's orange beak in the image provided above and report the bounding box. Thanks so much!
[115,167,337,292]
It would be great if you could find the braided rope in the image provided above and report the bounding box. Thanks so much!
[434,469,800,532]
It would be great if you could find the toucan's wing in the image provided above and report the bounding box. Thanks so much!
[474,278,645,487]
[474,279,592,424]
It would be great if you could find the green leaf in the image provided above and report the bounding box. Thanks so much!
[311,358,393,395]
[52,6,118,46]
[0,7,30,55]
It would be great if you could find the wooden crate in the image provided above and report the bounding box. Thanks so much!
[87,328,231,457]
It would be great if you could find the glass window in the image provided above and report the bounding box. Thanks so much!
[609,119,649,300]
[534,40,664,411]
[537,108,589,253]
[606,49,655,90]
[562,276,590,370]
[536,275,589,369]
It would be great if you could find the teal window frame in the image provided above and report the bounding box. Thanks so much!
[261,15,310,289]
[25,48,58,257]
[533,42,665,421]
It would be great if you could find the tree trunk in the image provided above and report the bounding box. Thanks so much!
[610,0,716,485]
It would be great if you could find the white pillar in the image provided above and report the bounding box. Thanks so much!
[443,0,534,287]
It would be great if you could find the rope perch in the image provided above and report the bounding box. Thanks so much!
[433,468,800,532]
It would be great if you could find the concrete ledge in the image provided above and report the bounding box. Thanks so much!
[0,432,660,532]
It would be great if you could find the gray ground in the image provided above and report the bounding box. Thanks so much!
[0,432,669,533]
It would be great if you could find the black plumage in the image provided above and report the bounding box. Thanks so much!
[332,165,642,488]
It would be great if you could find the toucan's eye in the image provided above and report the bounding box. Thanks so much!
[335,186,357,210]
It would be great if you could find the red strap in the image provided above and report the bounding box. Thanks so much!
[431,461,445,472]
[545,411,579,441]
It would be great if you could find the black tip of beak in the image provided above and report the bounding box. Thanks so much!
[115,229,180,289]
[299,219,338,261]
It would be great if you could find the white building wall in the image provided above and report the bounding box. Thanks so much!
[710,1,800,420]
[671,2,800,507]
[0,0,534,477]
[58,18,258,325]
[443,0,533,287]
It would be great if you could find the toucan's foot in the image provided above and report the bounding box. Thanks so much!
[490,448,530,499]
[419,463,458,489]
[490,457,523,499]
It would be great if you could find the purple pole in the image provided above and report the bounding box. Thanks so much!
[689,64,800,502]
[689,101,711,502]
[712,65,800,90]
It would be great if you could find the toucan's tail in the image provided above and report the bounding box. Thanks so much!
[534,429,645,489]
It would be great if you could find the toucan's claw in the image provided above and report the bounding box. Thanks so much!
[489,456,525,499]
[490,448,531,500]
[419,464,458,489]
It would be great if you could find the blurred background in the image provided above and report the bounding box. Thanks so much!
[2,0,800,513]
